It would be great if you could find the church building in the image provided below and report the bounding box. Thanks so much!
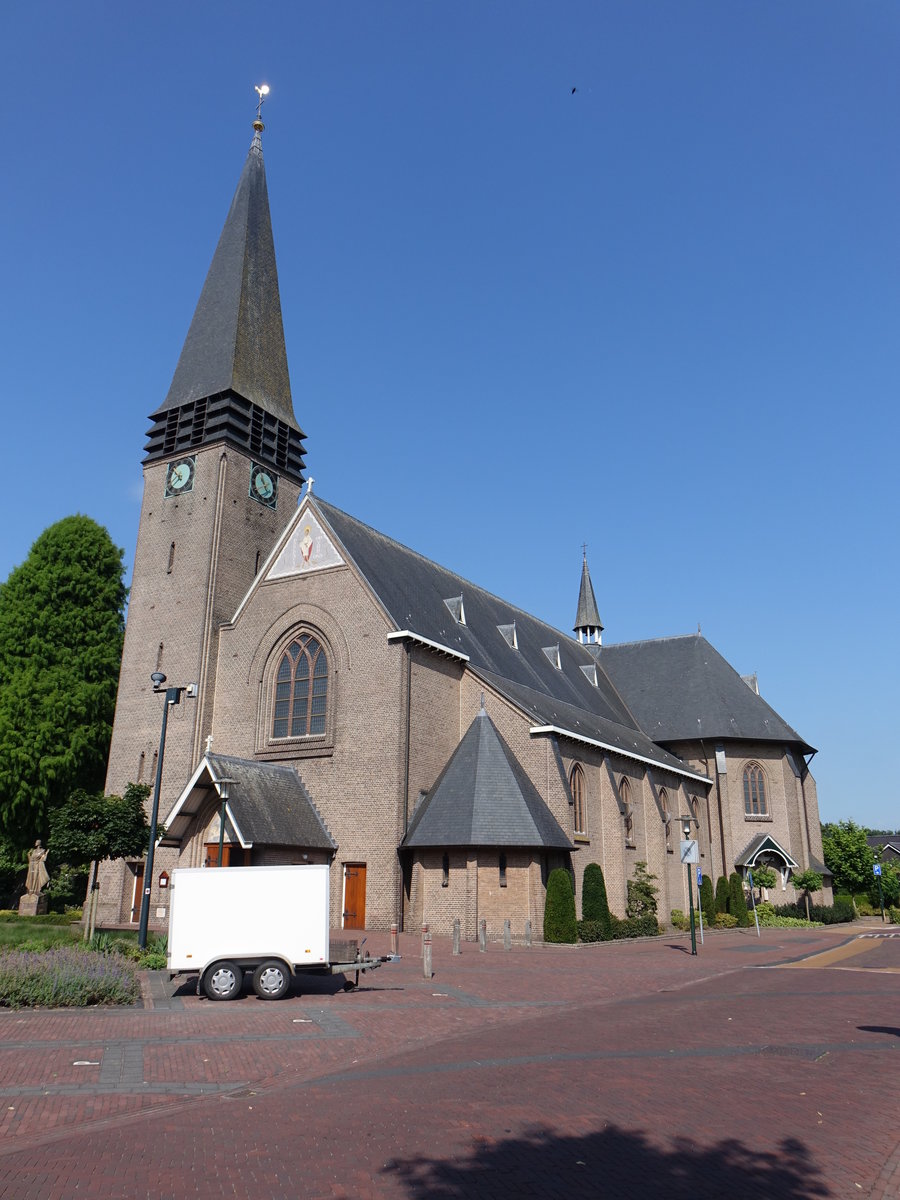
[97,114,829,937]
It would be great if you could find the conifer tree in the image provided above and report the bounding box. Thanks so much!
[0,517,126,846]
[544,868,577,943]
[700,874,716,926]
[582,862,612,938]
[715,875,730,914]
[728,871,750,926]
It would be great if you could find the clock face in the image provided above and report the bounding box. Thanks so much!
[249,464,278,508]
[164,456,196,498]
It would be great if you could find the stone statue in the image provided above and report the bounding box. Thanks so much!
[25,840,49,896]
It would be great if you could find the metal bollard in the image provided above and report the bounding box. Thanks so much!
[525,919,532,948]
[423,931,433,979]
[390,922,398,956]
[421,922,429,955]
[479,919,487,952]
[452,918,461,955]
[503,919,511,951]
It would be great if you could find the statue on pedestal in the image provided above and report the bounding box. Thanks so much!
[25,840,49,896]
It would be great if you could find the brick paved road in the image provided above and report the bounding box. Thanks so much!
[1,926,899,1198]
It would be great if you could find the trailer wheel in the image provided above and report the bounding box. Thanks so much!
[252,960,290,1001]
[203,961,243,1001]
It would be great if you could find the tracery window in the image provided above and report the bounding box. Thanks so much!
[570,764,587,836]
[743,763,769,816]
[273,634,328,738]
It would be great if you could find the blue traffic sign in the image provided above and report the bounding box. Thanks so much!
[696,867,703,888]
[873,863,882,877]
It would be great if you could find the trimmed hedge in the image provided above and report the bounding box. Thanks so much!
[700,875,716,926]
[729,873,751,927]
[714,876,730,915]
[609,915,659,940]
[773,897,856,925]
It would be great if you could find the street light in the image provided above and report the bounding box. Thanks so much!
[681,815,698,956]
[138,673,191,949]
[213,778,236,868]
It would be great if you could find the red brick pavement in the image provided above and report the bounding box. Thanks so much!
[0,926,899,1198]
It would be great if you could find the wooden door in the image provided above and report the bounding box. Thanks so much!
[343,863,366,929]
[130,864,144,923]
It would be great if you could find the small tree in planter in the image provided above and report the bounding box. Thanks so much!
[714,875,730,915]
[544,868,577,943]
[582,863,612,939]
[627,862,658,920]
[749,865,778,905]
[791,869,823,921]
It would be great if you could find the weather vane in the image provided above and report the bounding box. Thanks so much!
[254,83,270,131]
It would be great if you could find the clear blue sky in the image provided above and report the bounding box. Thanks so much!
[3,2,897,829]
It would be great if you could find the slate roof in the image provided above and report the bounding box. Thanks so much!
[160,753,335,851]
[574,555,602,633]
[403,709,573,849]
[600,635,814,755]
[143,130,306,482]
[314,498,709,785]
[153,131,298,427]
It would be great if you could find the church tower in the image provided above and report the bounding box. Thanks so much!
[573,551,603,647]
[100,103,304,922]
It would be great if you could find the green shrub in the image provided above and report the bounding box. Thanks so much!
[714,876,730,914]
[609,915,659,940]
[577,920,608,943]
[889,907,900,924]
[543,868,577,943]
[582,864,612,937]
[670,908,701,933]
[0,947,139,1008]
[670,908,685,930]
[774,897,856,925]
[728,873,751,926]
[714,912,738,929]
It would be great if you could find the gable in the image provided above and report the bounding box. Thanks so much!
[267,509,344,579]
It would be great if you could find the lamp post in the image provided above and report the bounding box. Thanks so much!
[681,815,698,956]
[213,778,235,868]
[138,673,187,949]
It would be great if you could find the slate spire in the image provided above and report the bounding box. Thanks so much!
[573,551,603,646]
[144,112,306,482]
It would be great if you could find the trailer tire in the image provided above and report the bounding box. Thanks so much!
[252,960,290,1000]
[203,961,243,1001]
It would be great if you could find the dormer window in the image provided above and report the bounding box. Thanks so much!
[580,663,598,686]
[542,644,562,670]
[444,595,466,625]
[498,622,518,649]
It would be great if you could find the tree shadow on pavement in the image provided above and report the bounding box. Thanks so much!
[383,1124,829,1199]
[858,1025,900,1037]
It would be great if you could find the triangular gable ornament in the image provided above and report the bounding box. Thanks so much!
[267,510,344,579]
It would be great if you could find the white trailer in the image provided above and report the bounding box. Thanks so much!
[167,864,392,1001]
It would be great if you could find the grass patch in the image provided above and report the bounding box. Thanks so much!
[0,947,139,1008]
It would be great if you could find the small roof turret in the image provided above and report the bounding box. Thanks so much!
[573,551,603,646]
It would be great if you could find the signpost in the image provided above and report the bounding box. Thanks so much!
[680,834,699,955]
[696,865,705,945]
[874,862,885,922]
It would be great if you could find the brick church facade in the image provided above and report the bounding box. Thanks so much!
[96,119,830,937]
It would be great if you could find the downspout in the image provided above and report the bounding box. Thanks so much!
[398,642,412,932]
[800,749,817,858]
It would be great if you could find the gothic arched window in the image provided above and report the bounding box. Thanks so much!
[743,763,769,816]
[570,764,586,836]
[620,777,634,844]
[273,634,328,738]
